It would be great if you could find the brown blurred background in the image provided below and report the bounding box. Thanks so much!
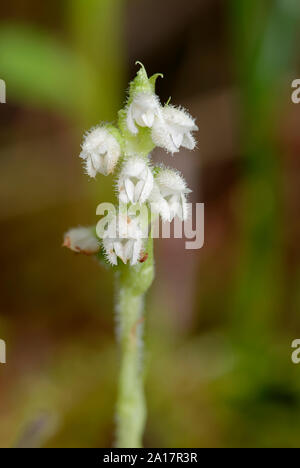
[1,0,300,448]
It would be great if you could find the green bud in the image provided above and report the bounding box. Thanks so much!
[128,62,163,104]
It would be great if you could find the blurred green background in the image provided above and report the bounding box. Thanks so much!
[1,0,300,448]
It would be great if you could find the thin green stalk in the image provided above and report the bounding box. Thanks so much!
[116,281,146,447]
[115,238,154,448]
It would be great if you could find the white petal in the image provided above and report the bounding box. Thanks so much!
[171,132,183,149]
[85,157,97,178]
[151,118,179,153]
[182,132,196,150]
[114,241,125,264]
[110,251,118,265]
[131,239,143,266]
[156,169,187,193]
[163,105,197,131]
[181,193,189,221]
[126,104,139,134]
[124,178,135,203]
[141,111,155,128]
[119,188,129,204]
[123,240,133,263]
[139,168,154,203]
[102,238,118,265]
[159,200,172,222]
[167,194,180,221]
[63,227,99,255]
[134,180,145,203]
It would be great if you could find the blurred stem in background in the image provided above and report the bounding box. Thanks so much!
[230,0,300,362]
[66,0,125,125]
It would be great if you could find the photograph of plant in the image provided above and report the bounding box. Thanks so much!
[0,0,300,449]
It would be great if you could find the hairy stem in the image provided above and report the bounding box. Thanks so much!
[115,284,146,447]
[115,238,154,448]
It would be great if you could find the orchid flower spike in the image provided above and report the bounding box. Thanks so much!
[151,105,198,154]
[63,227,100,255]
[80,125,122,177]
[102,213,143,266]
[64,62,200,448]
[150,168,191,222]
[118,157,154,205]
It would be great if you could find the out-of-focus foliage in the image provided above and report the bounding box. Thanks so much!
[0,0,124,125]
[0,24,94,117]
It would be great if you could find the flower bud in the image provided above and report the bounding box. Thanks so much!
[63,227,100,255]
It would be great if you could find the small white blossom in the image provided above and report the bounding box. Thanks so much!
[127,92,160,135]
[151,105,198,153]
[102,214,143,266]
[63,227,100,255]
[118,157,154,204]
[80,126,121,177]
[149,169,191,222]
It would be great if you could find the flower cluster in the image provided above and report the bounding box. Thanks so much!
[64,63,198,266]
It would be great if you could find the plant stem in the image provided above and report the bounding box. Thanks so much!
[115,283,146,448]
[115,238,154,448]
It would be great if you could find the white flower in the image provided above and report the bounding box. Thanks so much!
[102,214,143,266]
[149,169,191,222]
[118,157,154,204]
[80,126,121,177]
[151,105,198,153]
[127,92,160,135]
[63,227,100,255]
